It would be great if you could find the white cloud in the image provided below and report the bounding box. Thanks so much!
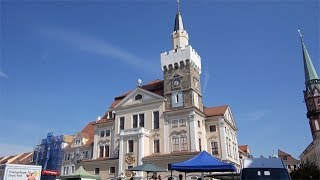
[0,143,33,157]
[0,71,8,79]
[39,27,157,73]
[241,110,267,121]
[245,110,266,121]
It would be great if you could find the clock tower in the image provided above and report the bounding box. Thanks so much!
[161,10,203,112]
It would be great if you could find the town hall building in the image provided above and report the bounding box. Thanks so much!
[61,7,243,180]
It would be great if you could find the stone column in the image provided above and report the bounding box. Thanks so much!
[118,137,124,177]
[138,134,144,165]
[219,121,227,160]
[202,119,207,151]
[137,134,145,178]
[164,120,169,153]
[92,132,98,159]
[189,112,196,151]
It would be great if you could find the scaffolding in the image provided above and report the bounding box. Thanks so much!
[33,132,64,173]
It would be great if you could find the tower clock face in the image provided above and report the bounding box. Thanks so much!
[173,79,180,87]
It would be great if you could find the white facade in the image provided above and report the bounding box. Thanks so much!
[78,8,241,180]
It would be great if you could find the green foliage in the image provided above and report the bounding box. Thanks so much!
[290,160,320,180]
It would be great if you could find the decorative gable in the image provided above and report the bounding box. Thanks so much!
[224,107,237,129]
[114,87,164,108]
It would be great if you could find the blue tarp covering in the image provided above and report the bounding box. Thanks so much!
[170,151,237,172]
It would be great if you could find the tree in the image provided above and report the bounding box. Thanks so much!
[290,160,320,180]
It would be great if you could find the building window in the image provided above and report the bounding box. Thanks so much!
[209,125,216,132]
[139,114,144,127]
[83,151,89,159]
[180,136,188,151]
[198,120,201,128]
[211,142,218,155]
[67,154,70,160]
[100,130,105,137]
[99,146,104,158]
[193,92,199,108]
[132,113,144,128]
[106,130,111,137]
[133,115,138,128]
[66,166,69,175]
[108,111,113,119]
[64,154,68,161]
[172,119,186,128]
[172,137,179,152]
[154,140,160,153]
[172,136,188,152]
[94,168,100,175]
[179,119,186,126]
[172,91,183,107]
[63,167,66,175]
[110,167,116,174]
[153,111,160,129]
[71,166,75,173]
[128,140,134,153]
[105,145,110,157]
[172,119,178,128]
[120,117,125,130]
[199,139,202,151]
[135,94,142,100]
[75,139,81,145]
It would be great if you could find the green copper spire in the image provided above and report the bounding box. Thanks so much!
[299,30,319,83]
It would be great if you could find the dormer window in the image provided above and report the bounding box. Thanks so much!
[108,111,113,119]
[75,139,81,145]
[135,94,142,100]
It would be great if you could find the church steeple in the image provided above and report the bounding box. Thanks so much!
[299,30,320,87]
[299,30,320,141]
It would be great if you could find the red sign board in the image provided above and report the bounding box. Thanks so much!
[41,170,60,176]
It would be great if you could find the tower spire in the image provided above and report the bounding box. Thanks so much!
[174,2,184,31]
[172,0,188,49]
[300,30,320,141]
[299,30,319,84]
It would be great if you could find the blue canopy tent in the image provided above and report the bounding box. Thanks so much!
[170,151,236,172]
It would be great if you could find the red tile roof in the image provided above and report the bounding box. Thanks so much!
[0,152,33,165]
[204,105,228,117]
[65,121,95,148]
[239,145,250,154]
[0,156,15,164]
[10,152,33,165]
[81,121,95,140]
[278,149,300,162]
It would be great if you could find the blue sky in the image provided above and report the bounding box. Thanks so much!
[0,0,319,159]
